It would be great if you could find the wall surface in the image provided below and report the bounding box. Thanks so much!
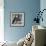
[40,0,46,27]
[0,0,4,42]
[4,0,40,42]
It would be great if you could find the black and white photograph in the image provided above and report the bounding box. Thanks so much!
[11,12,24,26]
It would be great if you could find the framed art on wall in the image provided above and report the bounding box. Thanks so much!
[10,12,24,27]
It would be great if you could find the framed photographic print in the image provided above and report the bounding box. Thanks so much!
[10,12,24,27]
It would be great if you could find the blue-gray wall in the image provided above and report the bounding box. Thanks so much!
[40,0,46,27]
[4,0,40,42]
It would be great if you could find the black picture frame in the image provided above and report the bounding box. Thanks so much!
[10,12,25,27]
